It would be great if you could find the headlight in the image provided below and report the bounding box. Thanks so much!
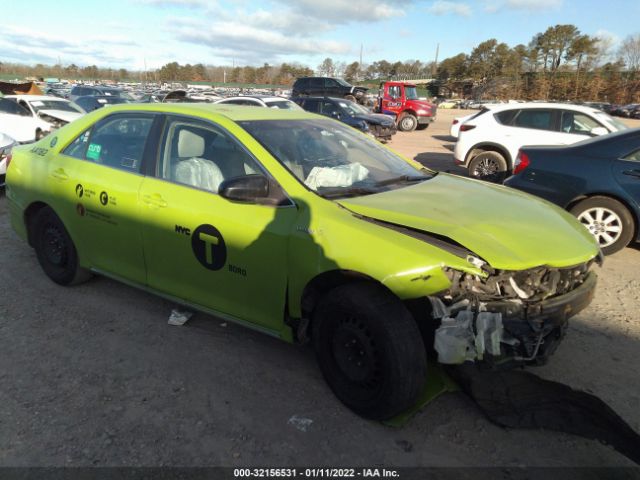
[39,114,65,129]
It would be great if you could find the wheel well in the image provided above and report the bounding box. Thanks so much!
[466,144,512,169]
[566,193,639,240]
[24,201,49,247]
[301,270,375,321]
[400,110,417,119]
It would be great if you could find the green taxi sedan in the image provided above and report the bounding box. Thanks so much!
[6,104,600,420]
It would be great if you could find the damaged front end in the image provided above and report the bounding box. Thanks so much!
[431,259,598,368]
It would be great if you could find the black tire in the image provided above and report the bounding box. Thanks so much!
[397,113,418,132]
[312,282,427,420]
[569,196,635,255]
[468,151,508,183]
[344,94,356,102]
[33,207,91,285]
[416,124,429,131]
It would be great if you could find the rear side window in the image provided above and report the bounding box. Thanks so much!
[62,114,154,172]
[309,78,323,88]
[513,109,554,131]
[301,99,320,113]
[494,109,518,125]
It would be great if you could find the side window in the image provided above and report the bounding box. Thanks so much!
[623,149,640,162]
[63,115,153,171]
[158,118,265,193]
[224,99,258,106]
[324,79,338,88]
[0,99,30,116]
[302,99,320,113]
[388,86,401,98]
[513,109,554,131]
[494,109,518,125]
[320,101,339,116]
[560,111,601,134]
[63,129,91,159]
[310,78,323,89]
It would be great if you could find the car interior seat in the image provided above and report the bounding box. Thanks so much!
[173,129,225,193]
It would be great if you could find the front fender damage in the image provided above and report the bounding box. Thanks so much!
[431,260,598,367]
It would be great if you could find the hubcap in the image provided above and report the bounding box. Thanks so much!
[472,157,500,178]
[401,118,414,130]
[577,207,623,247]
[331,317,380,388]
[43,225,67,266]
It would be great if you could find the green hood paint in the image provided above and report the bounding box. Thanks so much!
[338,173,599,270]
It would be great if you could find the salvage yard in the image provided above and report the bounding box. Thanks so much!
[1,109,639,468]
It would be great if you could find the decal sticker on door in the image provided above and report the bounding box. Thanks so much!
[191,224,227,270]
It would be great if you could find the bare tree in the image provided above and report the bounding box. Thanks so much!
[619,34,640,71]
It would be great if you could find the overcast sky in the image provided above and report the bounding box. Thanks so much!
[1,0,638,71]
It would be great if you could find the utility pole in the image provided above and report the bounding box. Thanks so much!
[432,43,439,77]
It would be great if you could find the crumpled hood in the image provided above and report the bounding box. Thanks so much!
[38,109,83,123]
[337,173,599,270]
[353,113,395,126]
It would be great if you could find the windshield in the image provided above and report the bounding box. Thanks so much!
[335,78,352,87]
[101,89,134,100]
[29,99,83,113]
[405,86,419,100]
[240,119,432,197]
[595,111,628,131]
[265,100,303,110]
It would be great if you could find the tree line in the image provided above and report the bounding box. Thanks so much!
[0,24,638,103]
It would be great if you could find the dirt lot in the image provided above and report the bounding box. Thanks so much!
[1,109,639,469]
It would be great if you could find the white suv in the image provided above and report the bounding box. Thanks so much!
[453,103,628,182]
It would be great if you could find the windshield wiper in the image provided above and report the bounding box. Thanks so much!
[317,186,379,199]
[374,175,429,187]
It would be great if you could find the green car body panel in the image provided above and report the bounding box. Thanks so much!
[6,103,599,345]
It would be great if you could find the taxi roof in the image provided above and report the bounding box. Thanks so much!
[95,102,319,123]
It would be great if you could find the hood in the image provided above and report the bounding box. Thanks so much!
[406,99,435,109]
[353,112,395,126]
[337,173,599,270]
[39,109,83,123]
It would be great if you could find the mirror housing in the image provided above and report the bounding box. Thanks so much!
[219,174,269,202]
[590,126,608,136]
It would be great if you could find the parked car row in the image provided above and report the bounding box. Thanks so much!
[449,100,639,254]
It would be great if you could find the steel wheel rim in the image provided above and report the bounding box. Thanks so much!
[401,117,415,130]
[331,316,381,389]
[577,207,623,247]
[43,225,68,266]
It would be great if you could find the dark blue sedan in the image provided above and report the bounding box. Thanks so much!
[504,128,640,254]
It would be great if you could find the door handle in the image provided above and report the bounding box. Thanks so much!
[50,168,68,181]
[142,193,168,208]
[623,170,640,179]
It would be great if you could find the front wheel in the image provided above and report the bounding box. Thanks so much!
[468,151,508,183]
[312,282,427,420]
[569,196,634,255]
[416,124,429,131]
[397,113,418,132]
[344,94,356,102]
[33,207,92,285]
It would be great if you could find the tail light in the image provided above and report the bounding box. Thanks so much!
[460,124,476,132]
[452,119,459,125]
[513,151,530,174]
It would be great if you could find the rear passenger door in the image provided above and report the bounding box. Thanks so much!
[502,108,568,149]
[54,113,157,284]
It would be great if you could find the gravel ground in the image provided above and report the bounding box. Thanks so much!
[0,110,639,468]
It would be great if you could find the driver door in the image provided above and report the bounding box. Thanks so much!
[139,115,297,331]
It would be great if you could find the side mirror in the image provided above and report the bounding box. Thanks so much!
[590,126,608,136]
[219,174,269,202]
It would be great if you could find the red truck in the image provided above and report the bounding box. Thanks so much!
[376,81,437,132]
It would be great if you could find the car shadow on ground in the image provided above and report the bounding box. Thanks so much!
[414,151,468,177]
[432,135,457,145]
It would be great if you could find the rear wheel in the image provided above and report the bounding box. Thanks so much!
[312,282,427,420]
[33,207,91,285]
[397,113,418,132]
[569,197,634,255]
[468,151,508,183]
